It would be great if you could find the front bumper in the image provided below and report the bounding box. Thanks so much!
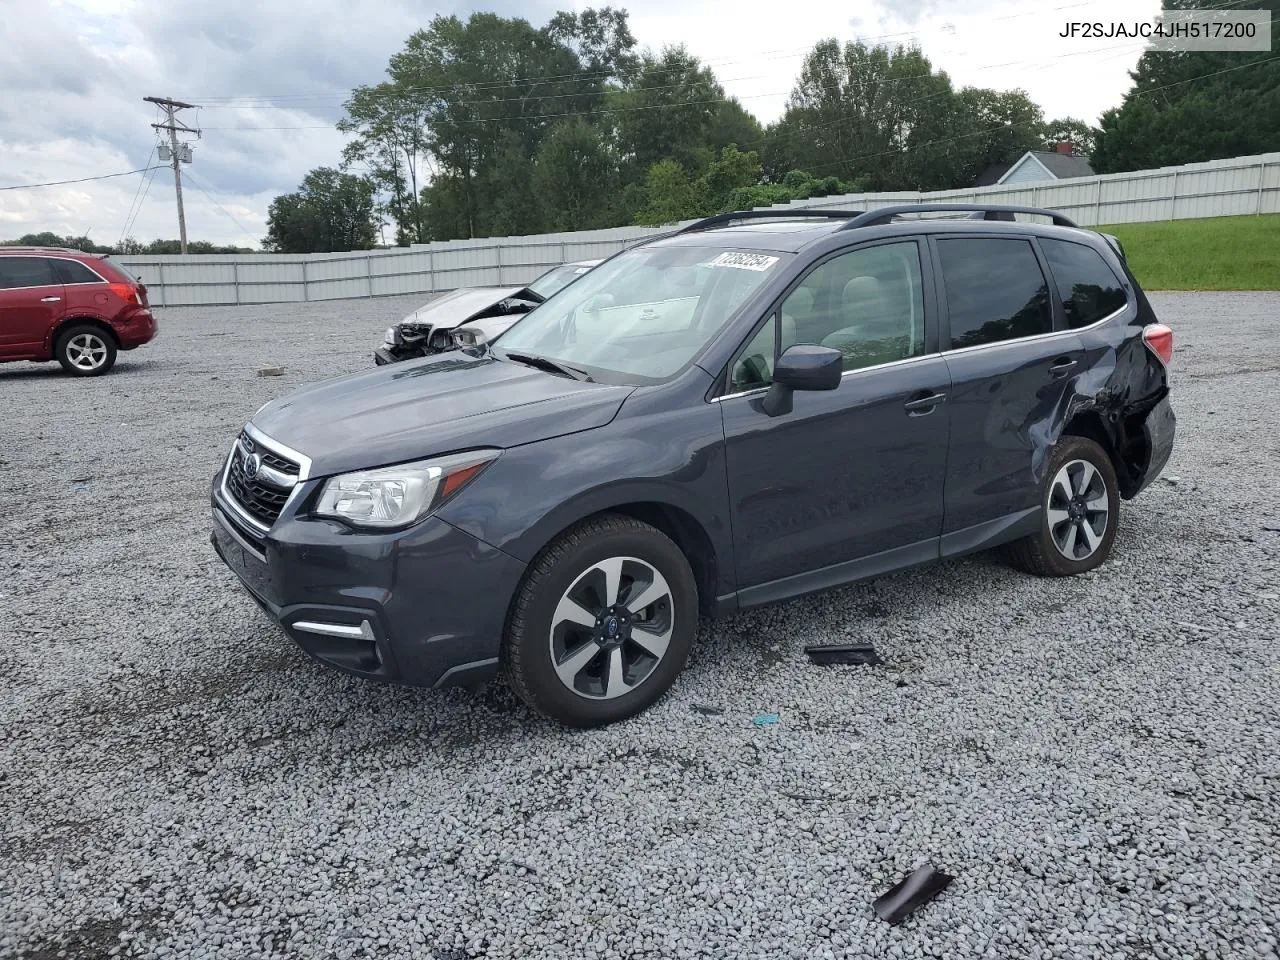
[210,477,526,689]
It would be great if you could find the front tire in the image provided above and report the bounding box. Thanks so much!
[504,514,698,727]
[55,325,117,376]
[1006,436,1120,577]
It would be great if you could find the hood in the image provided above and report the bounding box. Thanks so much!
[459,313,523,340]
[399,286,539,331]
[252,352,632,478]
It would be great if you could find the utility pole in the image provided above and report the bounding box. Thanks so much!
[144,96,199,255]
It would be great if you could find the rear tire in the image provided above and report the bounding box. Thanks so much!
[504,514,698,727]
[55,325,117,376]
[1006,436,1119,577]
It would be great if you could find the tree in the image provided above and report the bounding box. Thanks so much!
[706,100,764,154]
[2,232,112,253]
[765,40,1048,191]
[948,88,1046,183]
[611,46,724,177]
[482,132,543,237]
[544,7,638,82]
[1041,117,1098,157]
[1092,0,1279,172]
[635,160,702,224]
[697,145,763,213]
[2,233,250,254]
[340,84,431,244]
[263,167,378,253]
[535,118,616,230]
[359,10,636,241]
[769,41,961,190]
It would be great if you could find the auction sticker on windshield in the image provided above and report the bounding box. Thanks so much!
[707,251,780,271]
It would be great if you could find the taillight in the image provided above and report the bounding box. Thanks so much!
[137,283,150,307]
[108,282,140,305]
[1143,323,1173,366]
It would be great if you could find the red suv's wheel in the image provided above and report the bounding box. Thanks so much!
[55,325,117,376]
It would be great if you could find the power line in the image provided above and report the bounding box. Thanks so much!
[0,166,163,191]
[195,34,1173,135]
[120,164,162,244]
[183,169,260,246]
[181,0,1153,108]
[117,144,157,248]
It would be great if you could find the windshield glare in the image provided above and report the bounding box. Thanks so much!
[527,263,590,300]
[496,244,789,381]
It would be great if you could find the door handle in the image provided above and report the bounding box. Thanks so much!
[1049,357,1077,378]
[40,296,62,303]
[903,392,946,415]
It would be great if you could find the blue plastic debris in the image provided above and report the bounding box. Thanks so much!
[751,713,779,727]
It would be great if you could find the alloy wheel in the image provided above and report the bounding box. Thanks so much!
[1047,458,1111,561]
[548,555,674,700]
[66,333,109,372]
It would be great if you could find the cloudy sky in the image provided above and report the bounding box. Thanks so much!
[0,0,1160,248]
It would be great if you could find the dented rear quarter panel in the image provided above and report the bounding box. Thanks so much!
[1049,253,1174,502]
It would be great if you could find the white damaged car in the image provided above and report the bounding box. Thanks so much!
[373,260,600,364]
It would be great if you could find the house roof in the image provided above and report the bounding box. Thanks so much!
[1025,151,1096,179]
[976,150,1097,187]
[974,163,1009,187]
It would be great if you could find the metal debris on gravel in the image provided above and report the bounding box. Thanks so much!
[2,292,1279,959]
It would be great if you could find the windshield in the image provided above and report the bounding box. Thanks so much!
[495,244,789,382]
[527,262,594,300]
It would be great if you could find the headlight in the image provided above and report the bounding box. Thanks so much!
[382,326,398,347]
[313,450,499,529]
[453,328,483,347]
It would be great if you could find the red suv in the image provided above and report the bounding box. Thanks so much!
[0,247,157,376]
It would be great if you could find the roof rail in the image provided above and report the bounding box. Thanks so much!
[841,204,1078,229]
[677,209,866,234]
[0,245,86,254]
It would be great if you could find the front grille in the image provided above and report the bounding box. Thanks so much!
[223,432,300,526]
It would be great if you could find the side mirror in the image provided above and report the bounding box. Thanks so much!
[762,344,842,417]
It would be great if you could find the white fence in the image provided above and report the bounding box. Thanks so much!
[119,152,1280,308]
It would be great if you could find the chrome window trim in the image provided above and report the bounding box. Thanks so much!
[48,256,109,285]
[0,255,109,290]
[710,300,1131,402]
[941,302,1130,357]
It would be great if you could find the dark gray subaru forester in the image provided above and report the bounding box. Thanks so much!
[212,204,1175,727]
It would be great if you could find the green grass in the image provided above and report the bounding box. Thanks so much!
[1097,215,1280,291]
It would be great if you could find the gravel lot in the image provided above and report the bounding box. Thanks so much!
[2,291,1278,960]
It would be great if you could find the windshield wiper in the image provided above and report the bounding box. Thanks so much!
[500,350,594,382]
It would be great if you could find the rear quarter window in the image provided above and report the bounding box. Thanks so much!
[51,259,106,284]
[1041,238,1128,328]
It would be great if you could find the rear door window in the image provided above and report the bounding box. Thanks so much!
[1041,238,1128,328]
[936,238,1052,348]
[0,257,57,289]
[50,259,105,284]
